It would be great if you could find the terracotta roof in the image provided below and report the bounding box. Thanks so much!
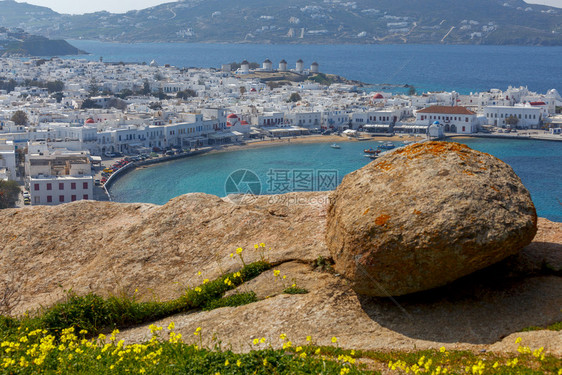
[417,106,475,115]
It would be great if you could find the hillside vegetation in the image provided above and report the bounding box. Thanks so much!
[0,0,560,45]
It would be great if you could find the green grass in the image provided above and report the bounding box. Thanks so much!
[203,292,258,311]
[0,261,271,339]
[521,321,562,332]
[283,286,309,294]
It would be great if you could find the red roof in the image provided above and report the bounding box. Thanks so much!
[227,114,238,119]
[373,93,384,99]
[417,106,475,115]
[241,120,249,125]
[85,118,95,124]
[530,101,546,106]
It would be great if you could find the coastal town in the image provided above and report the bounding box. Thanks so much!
[0,56,561,207]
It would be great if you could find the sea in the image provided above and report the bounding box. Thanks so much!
[109,138,562,222]
[67,41,562,94]
[60,41,561,221]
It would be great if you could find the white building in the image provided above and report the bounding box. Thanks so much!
[483,105,543,128]
[415,106,478,133]
[295,59,304,74]
[310,62,319,74]
[0,140,17,180]
[26,148,94,206]
[253,112,285,127]
[262,59,273,71]
[285,111,321,128]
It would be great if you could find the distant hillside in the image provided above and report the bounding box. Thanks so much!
[0,0,560,45]
[0,27,85,56]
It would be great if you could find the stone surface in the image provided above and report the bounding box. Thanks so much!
[0,189,560,355]
[117,218,562,356]
[0,192,330,314]
[326,141,538,296]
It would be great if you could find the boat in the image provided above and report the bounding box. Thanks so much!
[363,148,380,155]
[364,154,378,160]
[330,143,341,149]
[379,141,395,150]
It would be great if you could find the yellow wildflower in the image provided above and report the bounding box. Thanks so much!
[331,336,338,343]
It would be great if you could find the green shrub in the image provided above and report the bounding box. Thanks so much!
[40,292,111,334]
[203,292,258,311]
[283,286,309,295]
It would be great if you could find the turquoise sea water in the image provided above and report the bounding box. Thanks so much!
[67,41,562,94]
[109,138,562,222]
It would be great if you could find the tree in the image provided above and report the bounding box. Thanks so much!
[11,110,28,125]
[87,78,100,97]
[288,92,302,102]
[0,180,20,209]
[117,89,134,99]
[156,89,170,100]
[141,80,151,95]
[505,115,519,127]
[107,98,127,111]
[81,99,101,109]
[176,89,197,100]
[239,87,246,96]
[46,80,64,93]
[408,85,416,96]
[51,91,64,103]
[149,102,162,111]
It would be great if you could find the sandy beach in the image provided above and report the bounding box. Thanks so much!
[206,133,423,155]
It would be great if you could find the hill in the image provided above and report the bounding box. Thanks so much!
[0,27,85,56]
[0,0,560,45]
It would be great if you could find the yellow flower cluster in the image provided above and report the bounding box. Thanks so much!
[0,325,173,372]
[386,338,556,375]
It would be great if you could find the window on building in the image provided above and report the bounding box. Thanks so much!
[34,197,40,204]
[71,195,77,202]
[71,182,76,190]
[47,196,52,203]
[83,194,89,200]
[83,182,88,189]
[59,195,64,203]
[59,183,64,190]
[465,118,469,122]
[34,183,40,191]
[47,183,52,191]
[462,126,466,132]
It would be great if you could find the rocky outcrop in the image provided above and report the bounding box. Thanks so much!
[0,150,560,355]
[326,142,537,296]
[0,192,329,314]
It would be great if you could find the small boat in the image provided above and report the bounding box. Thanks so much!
[379,141,395,150]
[363,148,380,155]
[330,143,341,149]
[364,154,378,160]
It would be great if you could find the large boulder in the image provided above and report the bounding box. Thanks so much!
[326,141,537,296]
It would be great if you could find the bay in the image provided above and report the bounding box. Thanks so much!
[67,41,562,94]
[109,138,562,222]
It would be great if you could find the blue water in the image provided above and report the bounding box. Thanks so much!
[67,41,562,94]
[109,138,562,222]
